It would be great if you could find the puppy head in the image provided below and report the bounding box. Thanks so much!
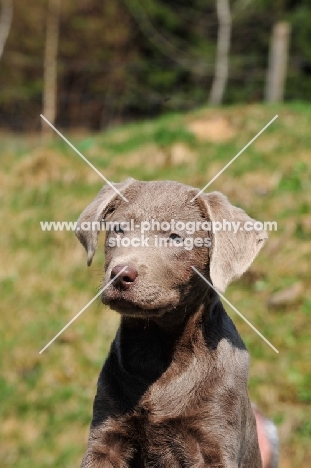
[76,179,267,317]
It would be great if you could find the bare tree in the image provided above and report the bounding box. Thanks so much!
[209,0,231,106]
[42,0,61,136]
[265,22,291,102]
[0,0,13,61]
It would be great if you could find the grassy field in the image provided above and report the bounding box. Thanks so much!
[1,103,311,467]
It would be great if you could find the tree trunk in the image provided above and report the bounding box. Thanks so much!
[0,0,13,61]
[265,21,291,102]
[42,0,61,136]
[209,0,231,106]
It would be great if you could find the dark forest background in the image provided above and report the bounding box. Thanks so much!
[1,0,311,131]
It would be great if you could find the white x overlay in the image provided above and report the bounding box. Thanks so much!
[39,113,279,354]
[39,267,127,354]
[191,267,279,353]
[191,114,278,201]
[40,114,129,202]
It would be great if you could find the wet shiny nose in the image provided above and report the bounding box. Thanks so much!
[110,264,138,290]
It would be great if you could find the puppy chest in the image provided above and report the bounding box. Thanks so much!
[123,412,224,467]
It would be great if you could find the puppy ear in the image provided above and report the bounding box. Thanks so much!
[75,178,135,266]
[198,192,267,293]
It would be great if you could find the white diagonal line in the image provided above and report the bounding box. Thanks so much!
[191,266,279,354]
[191,115,278,202]
[40,114,129,202]
[39,267,127,354]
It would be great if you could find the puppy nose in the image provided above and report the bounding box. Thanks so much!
[110,264,138,290]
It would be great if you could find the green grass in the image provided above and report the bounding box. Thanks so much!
[1,102,311,467]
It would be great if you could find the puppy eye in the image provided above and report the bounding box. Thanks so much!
[169,233,183,243]
[114,225,124,235]
[104,207,115,218]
